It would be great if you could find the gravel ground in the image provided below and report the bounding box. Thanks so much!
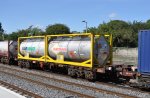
[0,72,77,98]
[0,67,121,98]
[48,75,150,98]
[1,64,150,98]
[19,68,149,98]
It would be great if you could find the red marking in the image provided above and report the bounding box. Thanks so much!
[69,51,76,58]
[40,62,44,69]
[53,47,66,52]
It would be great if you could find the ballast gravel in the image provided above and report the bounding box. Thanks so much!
[0,72,77,98]
[0,64,150,98]
[0,68,120,98]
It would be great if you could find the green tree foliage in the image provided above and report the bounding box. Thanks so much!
[147,20,150,28]
[2,20,150,47]
[97,20,150,47]
[27,25,44,36]
[8,26,44,40]
[46,24,70,35]
[0,23,4,40]
[8,32,18,40]
[83,27,98,34]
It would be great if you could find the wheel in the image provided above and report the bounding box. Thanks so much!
[18,61,23,68]
[84,70,96,81]
[7,58,12,65]
[76,70,84,78]
[68,67,76,77]
[1,58,4,63]
[25,62,32,69]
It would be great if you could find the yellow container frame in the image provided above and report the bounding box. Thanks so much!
[18,36,46,62]
[18,33,112,68]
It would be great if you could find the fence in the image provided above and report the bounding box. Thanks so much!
[113,47,138,65]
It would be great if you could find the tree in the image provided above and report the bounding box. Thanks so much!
[27,26,44,36]
[147,20,150,28]
[97,22,109,33]
[0,23,4,40]
[97,20,133,47]
[45,24,70,35]
[83,27,98,34]
[108,20,129,30]
[147,19,150,24]
[8,26,44,40]
[97,20,150,47]
[3,19,150,47]
[131,21,148,33]
[8,32,18,40]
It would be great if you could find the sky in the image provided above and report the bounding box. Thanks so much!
[0,0,150,33]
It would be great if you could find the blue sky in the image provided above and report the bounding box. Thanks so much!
[0,0,150,33]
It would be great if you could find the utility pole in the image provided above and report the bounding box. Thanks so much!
[2,34,4,40]
[82,20,88,33]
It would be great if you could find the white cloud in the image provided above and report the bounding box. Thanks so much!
[109,13,117,18]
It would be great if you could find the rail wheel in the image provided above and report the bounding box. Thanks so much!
[68,67,76,77]
[18,60,23,68]
[7,58,12,65]
[1,57,4,64]
[25,61,32,69]
[76,70,84,78]
[84,70,96,81]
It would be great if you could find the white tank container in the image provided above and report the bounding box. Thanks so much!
[0,41,18,57]
[48,36,110,65]
[20,39,45,57]
[48,37,90,61]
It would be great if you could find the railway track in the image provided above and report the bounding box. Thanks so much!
[0,65,137,98]
[0,80,42,98]
[15,65,149,95]
[0,70,93,98]
[96,81,150,94]
[35,66,150,95]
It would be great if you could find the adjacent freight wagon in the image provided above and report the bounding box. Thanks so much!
[138,30,150,88]
[0,41,17,64]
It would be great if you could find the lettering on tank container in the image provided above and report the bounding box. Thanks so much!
[53,47,67,52]
[22,47,35,51]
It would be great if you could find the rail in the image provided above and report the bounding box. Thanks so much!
[0,66,136,98]
[0,80,43,98]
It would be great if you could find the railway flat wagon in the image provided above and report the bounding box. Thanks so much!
[138,30,150,88]
[17,33,134,80]
[18,33,113,79]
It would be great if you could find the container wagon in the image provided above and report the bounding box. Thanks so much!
[17,33,135,80]
[138,30,150,88]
